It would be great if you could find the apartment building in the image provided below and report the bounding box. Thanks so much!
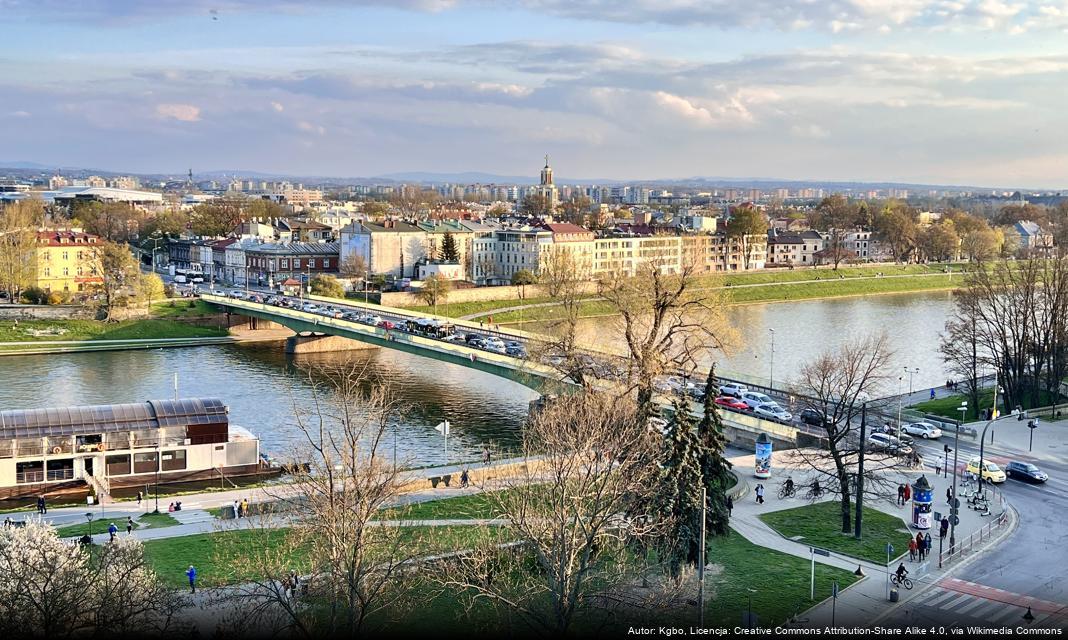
[33,229,103,294]
[766,230,824,266]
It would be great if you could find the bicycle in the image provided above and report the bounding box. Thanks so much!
[778,482,797,500]
[890,574,914,590]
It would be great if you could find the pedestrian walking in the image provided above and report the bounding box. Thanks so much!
[126,517,134,535]
[915,532,924,559]
[940,517,949,539]
[755,484,765,505]
[930,388,936,400]
[903,483,912,503]
[460,468,469,489]
[233,499,241,518]
[241,498,250,518]
[946,487,953,504]
[186,565,197,594]
[897,484,905,506]
[936,456,943,476]
[924,533,933,560]
[727,495,734,517]
[39,495,47,515]
[908,537,918,561]
[108,522,118,541]
[136,491,143,507]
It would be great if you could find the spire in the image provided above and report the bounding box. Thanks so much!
[544,154,550,168]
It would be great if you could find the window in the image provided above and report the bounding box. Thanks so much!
[133,452,158,474]
[63,268,69,276]
[106,454,131,476]
[62,251,68,260]
[161,449,187,471]
[281,259,289,269]
[43,268,50,276]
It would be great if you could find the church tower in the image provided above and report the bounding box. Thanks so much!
[536,155,559,209]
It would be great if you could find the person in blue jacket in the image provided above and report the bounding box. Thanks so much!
[186,565,197,594]
[107,522,118,541]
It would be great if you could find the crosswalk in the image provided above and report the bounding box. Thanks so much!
[903,579,1067,628]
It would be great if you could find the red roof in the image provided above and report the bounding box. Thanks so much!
[35,229,101,247]
[541,223,594,241]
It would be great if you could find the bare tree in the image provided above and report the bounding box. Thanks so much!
[439,392,666,636]
[211,361,419,639]
[791,333,902,534]
[0,522,185,637]
[0,199,44,300]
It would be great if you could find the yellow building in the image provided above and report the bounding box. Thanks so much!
[34,228,103,294]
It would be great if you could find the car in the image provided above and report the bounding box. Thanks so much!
[341,312,360,321]
[902,422,943,439]
[506,345,526,357]
[867,433,914,456]
[1005,461,1048,484]
[265,296,279,305]
[377,320,396,330]
[966,458,1006,483]
[714,396,750,411]
[362,315,383,325]
[301,304,320,313]
[464,334,484,344]
[441,333,465,343]
[468,338,486,349]
[228,290,248,300]
[753,403,792,422]
[247,294,263,303]
[799,408,831,427]
[191,276,204,284]
[719,383,748,398]
[741,391,774,407]
[210,289,226,296]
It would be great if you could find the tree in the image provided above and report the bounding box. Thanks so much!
[940,290,985,417]
[725,205,768,270]
[792,334,900,534]
[557,196,592,226]
[0,522,185,637]
[0,199,44,300]
[212,361,418,639]
[93,241,141,320]
[697,365,733,536]
[656,399,706,578]
[519,194,552,218]
[440,392,666,636]
[440,231,459,262]
[919,222,960,262]
[511,269,537,300]
[873,204,918,263]
[309,274,345,298]
[136,272,165,307]
[417,273,451,307]
[811,195,860,269]
[959,226,1002,263]
[71,200,145,243]
[141,209,189,238]
[360,200,390,217]
[189,198,246,237]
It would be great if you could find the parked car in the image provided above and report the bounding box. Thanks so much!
[967,458,1006,483]
[1005,461,1048,483]
[741,391,774,407]
[799,408,831,427]
[902,422,943,439]
[753,403,792,423]
[714,396,750,411]
[719,383,748,398]
[867,433,914,456]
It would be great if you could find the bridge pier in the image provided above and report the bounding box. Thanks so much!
[285,333,380,355]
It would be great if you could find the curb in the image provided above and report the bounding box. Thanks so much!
[867,502,1020,626]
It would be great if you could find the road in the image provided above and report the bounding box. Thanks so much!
[900,430,1068,629]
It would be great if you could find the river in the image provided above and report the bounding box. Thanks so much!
[0,291,956,465]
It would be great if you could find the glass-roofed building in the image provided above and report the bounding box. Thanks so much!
[0,398,263,500]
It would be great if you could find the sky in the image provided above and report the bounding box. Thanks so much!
[1,0,1067,187]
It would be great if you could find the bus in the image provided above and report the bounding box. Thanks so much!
[404,318,455,339]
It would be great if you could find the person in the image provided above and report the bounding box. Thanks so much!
[126,517,134,535]
[136,491,143,507]
[460,468,469,489]
[930,388,936,400]
[168,502,175,513]
[727,495,734,517]
[897,484,905,506]
[234,500,241,519]
[784,476,795,496]
[924,533,933,560]
[940,517,949,538]
[186,565,197,594]
[903,483,912,503]
[896,563,908,582]
[755,484,765,505]
[175,500,183,511]
[241,498,249,517]
[946,487,953,504]
[908,537,918,561]
[39,495,47,515]
[288,570,300,600]
[108,522,118,541]
[936,455,943,476]
[915,532,924,558]
[810,478,821,498]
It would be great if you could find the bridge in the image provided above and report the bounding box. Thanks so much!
[202,292,815,449]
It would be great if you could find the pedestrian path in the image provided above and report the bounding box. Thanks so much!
[898,578,1067,628]
[170,509,215,526]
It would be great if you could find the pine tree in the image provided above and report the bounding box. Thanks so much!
[441,231,459,262]
[698,364,734,536]
[657,399,706,578]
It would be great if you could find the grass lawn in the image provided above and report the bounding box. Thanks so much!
[703,530,861,626]
[54,512,181,538]
[0,317,227,345]
[759,501,913,565]
[384,488,520,520]
[911,387,1062,420]
[149,299,217,318]
[143,525,506,587]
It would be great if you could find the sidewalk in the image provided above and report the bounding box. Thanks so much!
[726,452,1016,628]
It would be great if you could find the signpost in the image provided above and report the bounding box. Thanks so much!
[831,581,839,626]
[434,420,451,464]
[1028,418,1040,452]
[886,543,894,599]
[810,547,830,600]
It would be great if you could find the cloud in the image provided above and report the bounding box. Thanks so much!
[790,124,829,139]
[7,110,31,118]
[271,101,285,112]
[296,120,326,135]
[155,103,201,121]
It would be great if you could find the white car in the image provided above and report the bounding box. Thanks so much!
[229,290,248,300]
[902,422,943,439]
[741,391,774,406]
[719,383,749,398]
[191,276,204,284]
[301,304,320,313]
[753,403,792,422]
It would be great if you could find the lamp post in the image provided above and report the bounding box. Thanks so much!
[768,328,776,390]
[153,440,161,514]
[977,388,1007,497]
[904,366,919,398]
[85,512,94,540]
[949,400,966,552]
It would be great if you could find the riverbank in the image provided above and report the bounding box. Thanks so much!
[0,324,289,356]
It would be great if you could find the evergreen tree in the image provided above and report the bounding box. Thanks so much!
[441,231,459,262]
[698,365,734,536]
[657,399,706,578]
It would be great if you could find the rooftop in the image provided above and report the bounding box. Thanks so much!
[0,398,227,439]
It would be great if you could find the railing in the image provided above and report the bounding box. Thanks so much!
[938,510,1009,568]
[15,468,75,484]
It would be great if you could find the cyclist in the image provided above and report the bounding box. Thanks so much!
[810,478,822,498]
[895,563,908,583]
[784,476,795,496]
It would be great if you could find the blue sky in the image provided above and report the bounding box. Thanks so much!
[2,0,1067,187]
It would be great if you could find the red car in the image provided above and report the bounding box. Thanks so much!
[377,320,395,330]
[714,396,750,411]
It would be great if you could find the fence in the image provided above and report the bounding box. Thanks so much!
[938,509,1009,569]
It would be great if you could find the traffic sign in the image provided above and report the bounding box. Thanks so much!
[832,581,840,597]
[934,511,942,522]
[952,498,961,508]
[886,543,895,555]
[812,547,830,557]
[950,515,960,526]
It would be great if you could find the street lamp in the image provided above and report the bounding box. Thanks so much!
[977,385,1007,496]
[904,366,920,397]
[949,400,966,552]
[152,440,161,514]
[85,512,94,539]
[768,328,776,389]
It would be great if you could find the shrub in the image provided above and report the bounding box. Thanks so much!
[21,287,47,305]
[47,292,63,305]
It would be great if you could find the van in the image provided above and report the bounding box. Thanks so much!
[174,274,187,284]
